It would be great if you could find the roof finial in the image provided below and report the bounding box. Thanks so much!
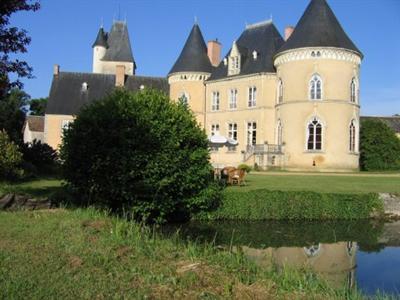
[100,17,104,28]
[270,14,273,22]
[194,16,198,25]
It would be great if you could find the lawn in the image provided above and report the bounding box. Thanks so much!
[232,173,400,194]
[0,208,369,299]
[0,178,63,198]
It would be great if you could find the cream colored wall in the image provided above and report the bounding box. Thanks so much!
[92,46,107,73]
[205,74,277,167]
[168,73,210,126]
[275,50,361,171]
[94,60,134,76]
[44,114,75,150]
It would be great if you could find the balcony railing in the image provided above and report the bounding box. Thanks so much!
[246,144,282,155]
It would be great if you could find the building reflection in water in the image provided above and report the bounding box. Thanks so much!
[236,242,357,289]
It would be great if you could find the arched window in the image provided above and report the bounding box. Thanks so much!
[276,119,283,145]
[350,78,357,103]
[179,92,189,106]
[349,119,356,152]
[277,79,283,104]
[307,117,323,150]
[309,74,322,100]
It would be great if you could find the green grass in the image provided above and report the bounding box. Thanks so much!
[0,208,381,299]
[234,173,400,194]
[0,178,63,198]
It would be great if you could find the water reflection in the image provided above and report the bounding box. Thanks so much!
[163,220,400,295]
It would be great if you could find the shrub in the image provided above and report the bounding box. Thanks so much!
[0,130,23,180]
[195,189,384,221]
[237,164,252,173]
[20,140,58,175]
[360,119,400,171]
[60,89,221,223]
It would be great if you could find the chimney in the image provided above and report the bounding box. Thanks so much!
[207,39,221,67]
[284,26,294,41]
[53,64,60,76]
[115,65,126,87]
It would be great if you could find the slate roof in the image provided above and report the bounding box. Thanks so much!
[169,24,213,75]
[361,116,400,134]
[24,116,44,132]
[101,22,135,64]
[277,0,362,57]
[208,20,284,81]
[92,27,108,48]
[46,72,169,115]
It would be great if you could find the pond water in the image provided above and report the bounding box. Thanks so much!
[163,220,400,297]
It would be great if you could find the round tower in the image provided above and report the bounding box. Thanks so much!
[92,27,108,73]
[273,0,363,171]
[168,24,216,126]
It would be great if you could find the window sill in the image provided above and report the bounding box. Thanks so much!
[349,151,359,156]
[304,150,325,154]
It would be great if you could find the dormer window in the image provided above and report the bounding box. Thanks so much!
[252,50,258,60]
[81,82,89,92]
[228,41,241,76]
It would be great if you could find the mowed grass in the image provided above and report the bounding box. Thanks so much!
[0,178,63,198]
[0,208,371,299]
[231,173,400,194]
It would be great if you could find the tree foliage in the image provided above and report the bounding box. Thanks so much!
[0,0,40,96]
[360,119,400,171]
[0,129,23,179]
[20,139,58,174]
[0,88,28,143]
[29,97,47,115]
[60,89,221,223]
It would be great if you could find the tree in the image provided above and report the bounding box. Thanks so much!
[0,0,40,96]
[0,88,29,143]
[29,97,47,115]
[60,89,221,223]
[0,129,23,180]
[360,119,400,171]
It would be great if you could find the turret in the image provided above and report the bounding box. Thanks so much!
[273,0,363,171]
[92,27,108,73]
[168,23,214,126]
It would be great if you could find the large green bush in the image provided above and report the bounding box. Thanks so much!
[60,89,221,223]
[360,119,400,171]
[20,140,58,175]
[0,130,23,180]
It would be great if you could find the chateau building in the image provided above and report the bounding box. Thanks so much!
[43,0,368,171]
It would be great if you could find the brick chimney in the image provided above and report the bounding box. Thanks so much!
[284,26,294,41]
[115,65,126,87]
[53,64,60,77]
[207,39,221,67]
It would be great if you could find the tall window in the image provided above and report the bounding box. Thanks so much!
[228,123,238,141]
[349,120,356,152]
[212,91,220,111]
[309,74,322,100]
[277,79,283,104]
[229,56,240,75]
[211,124,219,136]
[248,86,257,107]
[229,89,237,109]
[350,78,357,103]
[307,117,322,151]
[247,122,257,145]
[276,120,283,145]
[179,92,189,106]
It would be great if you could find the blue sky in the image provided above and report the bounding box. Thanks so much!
[10,0,400,116]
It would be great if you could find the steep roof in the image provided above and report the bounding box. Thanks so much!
[24,116,44,132]
[169,24,213,75]
[361,116,400,134]
[46,72,169,116]
[92,27,108,48]
[277,0,362,57]
[102,22,135,63]
[208,20,284,81]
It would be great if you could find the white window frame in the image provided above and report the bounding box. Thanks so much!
[350,78,358,103]
[247,121,257,145]
[61,120,72,131]
[229,89,238,110]
[228,123,238,141]
[306,117,323,151]
[212,91,220,111]
[309,74,323,100]
[211,124,220,136]
[277,79,283,104]
[229,56,240,75]
[248,86,257,107]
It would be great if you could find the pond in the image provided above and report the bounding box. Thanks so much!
[163,219,400,297]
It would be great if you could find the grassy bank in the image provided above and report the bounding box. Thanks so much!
[196,189,384,221]
[0,178,62,198]
[0,208,371,299]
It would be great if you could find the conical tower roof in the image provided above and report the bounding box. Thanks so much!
[277,0,362,57]
[169,24,213,75]
[92,27,108,48]
[102,21,135,64]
